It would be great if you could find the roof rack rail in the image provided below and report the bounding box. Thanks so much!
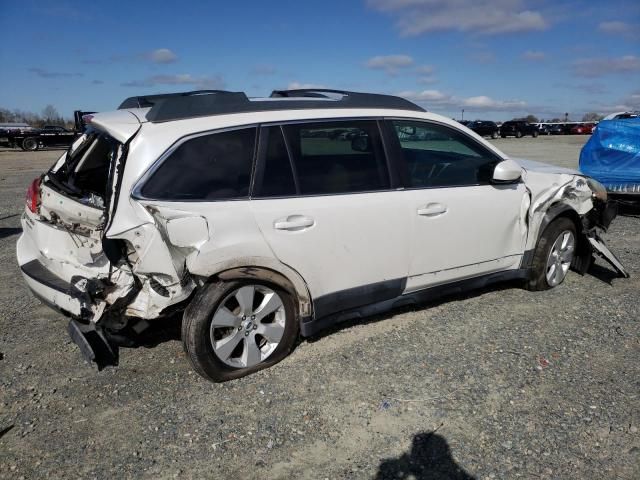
[118,90,246,110]
[119,88,425,123]
[268,89,424,112]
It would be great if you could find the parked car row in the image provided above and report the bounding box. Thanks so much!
[464,120,538,139]
[463,120,598,139]
[538,123,595,135]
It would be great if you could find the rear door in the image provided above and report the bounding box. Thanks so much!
[250,120,410,318]
[385,119,528,291]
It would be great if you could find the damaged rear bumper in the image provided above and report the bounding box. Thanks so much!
[20,258,121,368]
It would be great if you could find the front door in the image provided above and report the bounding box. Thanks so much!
[386,119,528,291]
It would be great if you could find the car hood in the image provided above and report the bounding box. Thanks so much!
[512,157,582,176]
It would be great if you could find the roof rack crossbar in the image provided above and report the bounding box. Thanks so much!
[119,88,425,122]
[118,90,246,110]
[270,89,355,99]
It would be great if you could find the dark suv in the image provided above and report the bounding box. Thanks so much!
[500,121,539,138]
[467,120,499,139]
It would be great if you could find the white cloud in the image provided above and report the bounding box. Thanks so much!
[28,67,83,78]
[286,81,327,90]
[122,74,224,89]
[415,65,435,75]
[523,50,545,61]
[396,89,529,112]
[368,0,547,36]
[417,75,438,85]
[148,48,178,64]
[595,91,640,112]
[572,55,640,78]
[598,21,631,35]
[365,54,414,74]
[462,96,527,110]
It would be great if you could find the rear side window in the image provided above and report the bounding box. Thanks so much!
[391,120,500,188]
[141,127,256,200]
[271,120,389,196]
[253,126,297,198]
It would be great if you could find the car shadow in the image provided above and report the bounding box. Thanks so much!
[586,262,620,285]
[375,431,475,480]
[112,315,182,349]
[617,202,640,217]
[306,280,521,342]
[0,227,22,239]
[112,266,623,354]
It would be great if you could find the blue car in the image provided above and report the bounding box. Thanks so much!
[579,118,640,197]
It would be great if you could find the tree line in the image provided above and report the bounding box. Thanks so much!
[0,105,73,128]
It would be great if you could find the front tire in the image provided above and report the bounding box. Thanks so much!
[532,130,539,138]
[182,280,298,382]
[491,131,498,139]
[22,137,39,151]
[527,217,576,291]
[515,131,523,138]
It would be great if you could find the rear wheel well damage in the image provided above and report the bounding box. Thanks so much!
[201,266,312,322]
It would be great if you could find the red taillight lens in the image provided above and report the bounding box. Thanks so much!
[26,177,41,214]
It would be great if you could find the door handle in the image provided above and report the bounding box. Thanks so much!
[417,203,447,217]
[274,215,315,231]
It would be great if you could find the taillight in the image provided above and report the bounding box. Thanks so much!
[26,177,41,214]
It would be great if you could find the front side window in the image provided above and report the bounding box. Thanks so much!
[391,120,500,188]
[281,120,389,195]
[141,127,256,200]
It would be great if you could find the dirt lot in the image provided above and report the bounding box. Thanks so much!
[1,137,638,479]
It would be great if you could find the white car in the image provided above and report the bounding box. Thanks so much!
[17,89,628,382]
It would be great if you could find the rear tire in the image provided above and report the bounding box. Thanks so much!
[515,131,523,138]
[491,131,498,139]
[532,130,539,138]
[22,137,39,151]
[182,280,298,382]
[527,217,576,291]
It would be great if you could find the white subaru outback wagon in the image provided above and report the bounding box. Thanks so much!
[17,89,628,382]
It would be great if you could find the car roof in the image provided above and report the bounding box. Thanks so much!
[118,89,426,123]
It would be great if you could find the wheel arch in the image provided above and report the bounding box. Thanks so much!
[527,202,591,273]
[191,259,313,320]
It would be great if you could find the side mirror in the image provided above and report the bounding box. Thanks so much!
[351,134,370,152]
[492,159,522,183]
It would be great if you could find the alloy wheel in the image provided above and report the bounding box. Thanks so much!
[209,285,286,368]
[545,230,575,287]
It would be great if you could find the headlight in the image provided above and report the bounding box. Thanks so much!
[587,178,608,202]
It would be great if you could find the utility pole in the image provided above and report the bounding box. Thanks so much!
[564,112,569,122]
[461,109,465,121]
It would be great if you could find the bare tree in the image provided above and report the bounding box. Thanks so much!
[42,104,60,123]
[582,112,603,122]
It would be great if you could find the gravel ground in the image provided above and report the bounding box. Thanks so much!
[0,137,638,480]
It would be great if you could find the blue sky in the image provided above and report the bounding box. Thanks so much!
[0,0,638,121]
